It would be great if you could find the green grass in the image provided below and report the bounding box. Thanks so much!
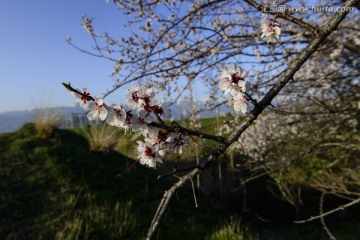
[0,123,251,240]
[1,122,359,240]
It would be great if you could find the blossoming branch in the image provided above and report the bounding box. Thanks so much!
[62,64,254,168]
[63,82,189,168]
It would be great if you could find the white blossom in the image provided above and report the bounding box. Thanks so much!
[71,88,90,106]
[136,140,163,168]
[130,110,153,135]
[218,65,249,95]
[166,132,187,154]
[145,129,168,157]
[83,97,108,121]
[126,86,155,111]
[106,104,126,127]
[218,65,251,113]
[233,97,249,113]
[260,14,281,44]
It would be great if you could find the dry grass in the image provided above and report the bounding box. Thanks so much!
[35,108,66,138]
[80,125,120,152]
[207,216,259,240]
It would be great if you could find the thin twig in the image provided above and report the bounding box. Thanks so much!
[320,192,336,240]
[294,197,360,223]
[244,92,261,110]
[191,179,198,208]
[62,82,95,101]
[149,121,227,144]
[157,163,206,179]
[116,159,140,177]
[158,167,193,179]
[244,0,318,33]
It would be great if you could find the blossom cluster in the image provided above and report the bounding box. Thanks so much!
[70,86,187,168]
[260,14,281,44]
[218,65,251,113]
[67,65,251,167]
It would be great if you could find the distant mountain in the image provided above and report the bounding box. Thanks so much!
[0,107,86,133]
[0,103,231,133]
[0,110,36,133]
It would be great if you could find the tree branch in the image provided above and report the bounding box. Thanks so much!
[62,82,227,144]
[294,197,360,224]
[244,0,318,33]
[146,1,357,238]
[319,192,336,240]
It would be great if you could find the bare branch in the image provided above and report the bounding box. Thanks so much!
[149,121,226,144]
[319,192,337,240]
[294,197,360,224]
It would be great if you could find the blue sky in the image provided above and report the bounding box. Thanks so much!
[0,0,131,113]
[2,1,348,114]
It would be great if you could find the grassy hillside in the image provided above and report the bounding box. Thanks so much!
[0,123,256,240]
[1,122,359,240]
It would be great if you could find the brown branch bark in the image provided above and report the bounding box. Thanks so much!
[146,0,358,239]
[149,121,226,144]
[244,0,318,33]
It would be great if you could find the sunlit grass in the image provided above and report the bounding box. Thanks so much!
[35,108,66,138]
[78,125,120,152]
[207,216,259,240]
